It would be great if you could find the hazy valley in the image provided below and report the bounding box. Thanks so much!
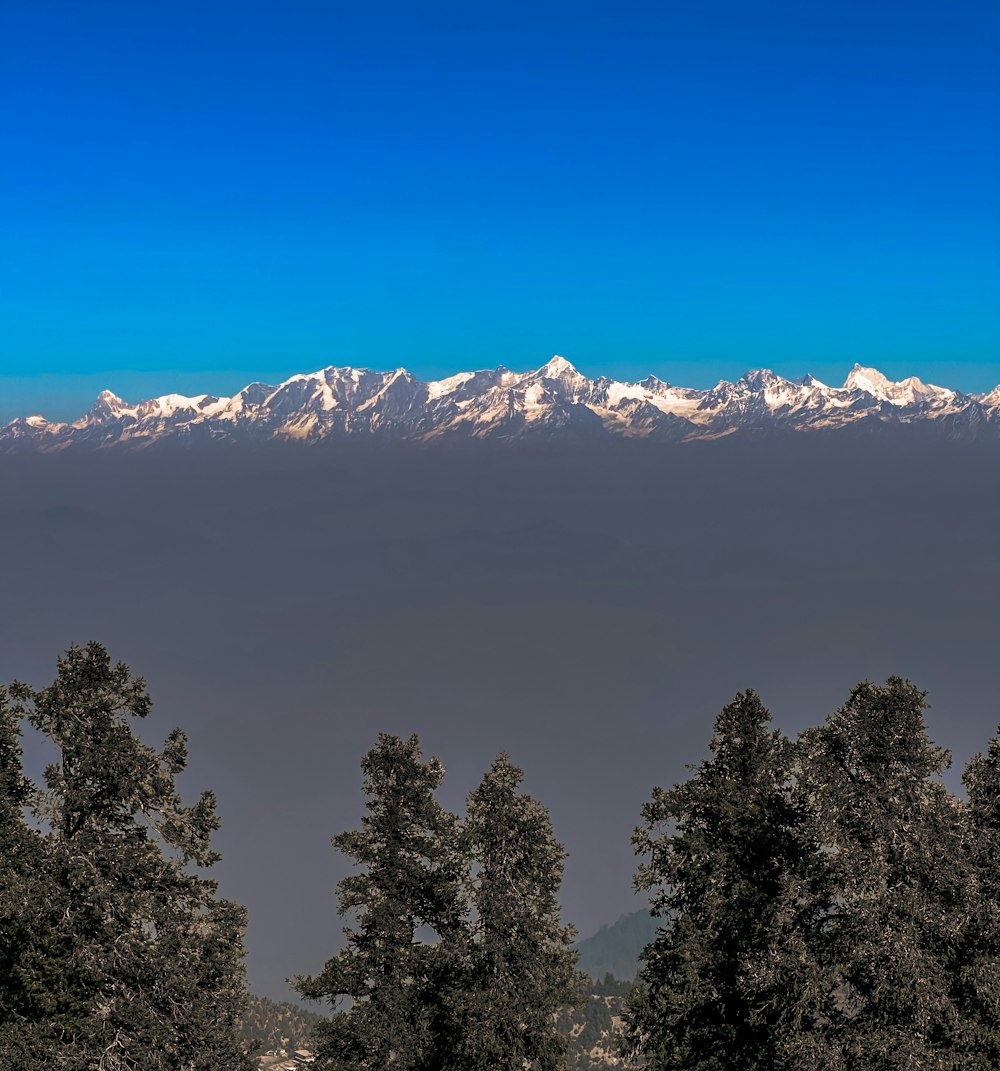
[2,432,998,1005]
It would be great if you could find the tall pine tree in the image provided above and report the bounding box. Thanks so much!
[957,723,1000,1067]
[455,754,578,1071]
[294,733,466,1070]
[297,738,578,1070]
[795,678,972,1071]
[624,690,814,1071]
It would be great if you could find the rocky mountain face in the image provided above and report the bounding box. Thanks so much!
[4,357,999,449]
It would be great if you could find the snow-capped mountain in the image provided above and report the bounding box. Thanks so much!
[3,358,999,450]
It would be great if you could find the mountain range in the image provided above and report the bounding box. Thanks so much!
[4,358,1000,449]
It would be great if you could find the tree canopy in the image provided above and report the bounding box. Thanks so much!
[0,642,251,1071]
[627,679,1000,1071]
[295,735,578,1070]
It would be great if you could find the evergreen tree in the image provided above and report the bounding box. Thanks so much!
[795,678,972,1071]
[454,754,578,1071]
[0,683,71,1070]
[297,739,578,1071]
[1,642,251,1071]
[957,724,1000,1067]
[294,733,465,1070]
[624,690,813,1071]
[0,684,32,1014]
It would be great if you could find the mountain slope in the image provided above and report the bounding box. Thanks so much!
[3,358,999,449]
[575,910,660,983]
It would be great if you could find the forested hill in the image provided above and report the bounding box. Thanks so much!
[575,910,659,982]
[243,990,635,1070]
[241,996,320,1057]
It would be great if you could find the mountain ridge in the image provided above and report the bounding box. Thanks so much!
[575,909,660,983]
[4,357,999,449]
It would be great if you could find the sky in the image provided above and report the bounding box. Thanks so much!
[3,2,1000,1003]
[2,0,999,421]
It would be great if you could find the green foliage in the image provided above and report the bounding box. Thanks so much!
[793,678,973,1070]
[557,987,631,1070]
[296,736,577,1070]
[958,724,1000,1066]
[625,690,811,1071]
[627,679,1000,1071]
[295,733,464,1069]
[453,754,578,1070]
[0,642,251,1071]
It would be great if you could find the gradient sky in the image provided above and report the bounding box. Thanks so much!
[2,0,999,420]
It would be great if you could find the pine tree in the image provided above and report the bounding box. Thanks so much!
[454,754,578,1071]
[296,739,578,1071]
[957,724,1000,1067]
[795,678,972,1071]
[624,690,812,1071]
[294,733,466,1070]
[0,683,73,1071]
[1,642,251,1071]
[0,683,34,1017]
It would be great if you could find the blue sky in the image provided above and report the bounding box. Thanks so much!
[2,0,999,419]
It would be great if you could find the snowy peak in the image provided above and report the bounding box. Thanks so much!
[541,354,580,378]
[3,359,999,449]
[843,364,954,407]
[87,389,130,421]
[522,355,595,405]
[844,364,893,396]
[737,368,786,392]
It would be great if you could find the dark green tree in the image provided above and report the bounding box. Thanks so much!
[454,754,578,1071]
[0,683,72,1070]
[294,733,466,1070]
[795,678,973,1071]
[624,690,814,1071]
[1,642,251,1071]
[296,739,578,1071]
[0,684,33,1012]
[955,724,1000,1067]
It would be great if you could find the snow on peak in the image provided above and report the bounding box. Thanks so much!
[737,368,788,392]
[844,364,893,397]
[87,390,130,420]
[542,355,580,377]
[3,356,995,448]
[139,393,209,418]
[844,364,953,405]
[427,371,476,400]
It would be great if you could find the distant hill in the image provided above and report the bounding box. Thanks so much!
[242,995,320,1057]
[575,910,661,982]
[245,984,639,1070]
